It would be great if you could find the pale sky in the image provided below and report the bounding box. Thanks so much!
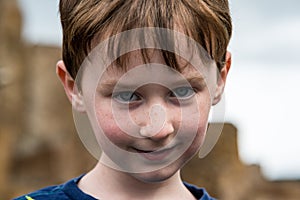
[17,0,300,180]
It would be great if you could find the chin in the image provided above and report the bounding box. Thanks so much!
[131,157,187,183]
[131,167,176,183]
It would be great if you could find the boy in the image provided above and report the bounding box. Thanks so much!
[15,0,232,199]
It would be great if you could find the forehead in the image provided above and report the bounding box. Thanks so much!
[92,50,212,93]
[79,47,217,97]
[100,50,206,85]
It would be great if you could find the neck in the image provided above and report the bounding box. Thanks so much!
[78,162,195,200]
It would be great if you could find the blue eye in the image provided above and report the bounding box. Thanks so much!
[171,87,195,99]
[113,91,141,103]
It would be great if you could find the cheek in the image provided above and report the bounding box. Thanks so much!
[192,122,208,150]
[183,97,211,154]
[181,120,208,160]
[95,102,133,148]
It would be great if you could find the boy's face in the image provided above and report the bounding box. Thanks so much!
[57,29,231,183]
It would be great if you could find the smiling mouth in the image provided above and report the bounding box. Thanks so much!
[132,147,175,161]
[133,148,155,153]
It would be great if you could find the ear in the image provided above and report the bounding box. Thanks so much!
[56,60,86,112]
[212,51,231,105]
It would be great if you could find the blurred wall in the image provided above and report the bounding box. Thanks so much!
[0,1,96,198]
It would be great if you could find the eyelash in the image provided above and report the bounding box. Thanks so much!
[112,91,141,103]
[112,86,197,104]
[169,86,196,99]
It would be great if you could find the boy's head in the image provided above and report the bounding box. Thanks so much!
[57,0,232,182]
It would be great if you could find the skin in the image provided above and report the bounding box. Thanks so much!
[56,50,231,200]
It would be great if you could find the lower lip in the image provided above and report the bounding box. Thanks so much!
[137,148,173,161]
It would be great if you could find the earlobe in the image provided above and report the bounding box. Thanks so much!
[56,60,86,112]
[212,51,231,105]
[70,92,86,112]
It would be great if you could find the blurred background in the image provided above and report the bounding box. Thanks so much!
[0,0,299,199]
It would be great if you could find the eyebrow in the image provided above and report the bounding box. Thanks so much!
[98,80,136,92]
[180,76,205,85]
[98,75,206,93]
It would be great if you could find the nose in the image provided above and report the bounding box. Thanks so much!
[139,104,174,141]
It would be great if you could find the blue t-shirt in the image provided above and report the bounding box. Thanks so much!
[14,175,215,200]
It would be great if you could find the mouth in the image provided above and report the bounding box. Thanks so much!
[132,146,175,161]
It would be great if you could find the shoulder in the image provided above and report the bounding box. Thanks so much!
[13,175,96,200]
[184,182,216,200]
[13,184,68,200]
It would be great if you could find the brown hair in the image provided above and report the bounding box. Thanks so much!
[59,0,232,79]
